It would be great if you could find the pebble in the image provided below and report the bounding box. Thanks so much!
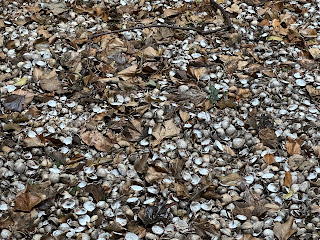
[14,159,26,173]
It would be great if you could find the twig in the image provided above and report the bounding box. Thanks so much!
[86,0,232,59]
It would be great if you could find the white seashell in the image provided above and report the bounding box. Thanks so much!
[140,139,149,146]
[61,199,75,209]
[147,186,159,194]
[182,171,191,181]
[244,175,254,184]
[52,230,63,237]
[191,174,200,185]
[197,112,211,121]
[35,127,44,134]
[127,197,139,203]
[232,138,245,149]
[63,137,72,145]
[28,130,37,137]
[0,202,8,210]
[288,104,298,111]
[251,98,260,106]
[125,232,139,240]
[131,185,144,192]
[194,157,202,165]
[214,140,224,151]
[164,224,175,234]
[190,202,201,212]
[48,100,57,107]
[66,101,76,108]
[6,85,16,92]
[78,181,87,188]
[143,198,156,205]
[237,215,247,221]
[307,172,317,180]
[78,215,90,226]
[83,201,95,212]
[175,219,188,232]
[294,72,301,78]
[229,220,240,229]
[296,79,306,86]
[115,215,127,226]
[267,183,278,192]
[262,173,274,179]
[152,225,164,235]
[74,208,87,215]
[201,202,213,211]
[199,168,209,175]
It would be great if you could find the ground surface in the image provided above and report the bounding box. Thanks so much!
[0,0,320,239]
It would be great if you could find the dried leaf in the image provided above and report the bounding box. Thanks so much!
[312,145,320,157]
[163,8,180,18]
[152,119,180,146]
[217,173,242,186]
[85,184,107,202]
[259,127,278,148]
[233,202,255,219]
[142,46,159,58]
[263,153,275,165]
[187,66,207,81]
[179,110,190,123]
[145,167,165,183]
[284,171,292,187]
[81,131,113,152]
[299,28,317,38]
[309,48,320,59]
[174,183,190,198]
[306,85,320,97]
[4,94,25,112]
[23,136,45,148]
[39,69,63,92]
[117,64,137,81]
[12,89,34,107]
[273,216,296,240]
[139,202,169,225]
[14,192,42,212]
[285,137,303,155]
[33,67,44,81]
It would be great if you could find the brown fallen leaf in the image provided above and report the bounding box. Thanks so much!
[39,69,63,92]
[273,216,297,240]
[152,119,180,147]
[285,137,303,156]
[217,173,242,186]
[263,153,275,165]
[259,127,278,148]
[81,131,113,152]
[179,110,190,123]
[12,89,35,107]
[14,192,42,212]
[224,145,235,156]
[288,154,304,171]
[312,145,320,157]
[284,171,292,187]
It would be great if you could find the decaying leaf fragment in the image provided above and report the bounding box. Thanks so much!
[273,216,296,240]
[4,94,25,112]
[217,173,242,186]
[81,131,113,152]
[312,145,320,157]
[259,127,278,148]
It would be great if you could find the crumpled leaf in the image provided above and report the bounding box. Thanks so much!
[306,85,320,98]
[285,137,303,156]
[4,94,25,112]
[179,110,190,123]
[288,154,304,171]
[23,136,46,148]
[152,119,180,147]
[273,216,296,240]
[142,46,159,58]
[81,131,113,152]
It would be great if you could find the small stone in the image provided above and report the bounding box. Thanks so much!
[178,85,189,94]
[49,173,60,184]
[176,139,187,149]
[241,221,253,230]
[232,138,245,149]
